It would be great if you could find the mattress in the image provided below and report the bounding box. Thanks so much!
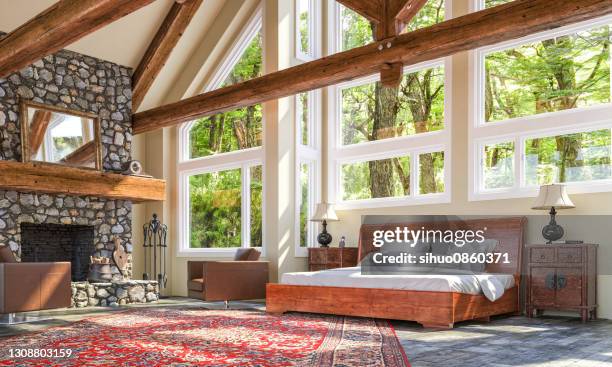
[281,266,515,302]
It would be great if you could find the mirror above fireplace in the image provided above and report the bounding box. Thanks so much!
[19,100,102,170]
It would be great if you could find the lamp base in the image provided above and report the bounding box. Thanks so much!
[317,232,332,248]
[317,220,333,247]
[542,207,564,244]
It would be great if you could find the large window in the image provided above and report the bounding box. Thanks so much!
[295,0,320,60]
[470,14,612,199]
[179,9,264,255]
[295,90,320,256]
[329,59,451,208]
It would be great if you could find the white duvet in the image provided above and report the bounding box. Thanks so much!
[281,266,515,302]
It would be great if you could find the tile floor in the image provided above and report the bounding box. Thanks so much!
[1,298,610,367]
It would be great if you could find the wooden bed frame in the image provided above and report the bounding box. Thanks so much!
[266,217,527,328]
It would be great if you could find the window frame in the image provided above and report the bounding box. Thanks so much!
[295,0,321,61]
[468,15,612,201]
[295,90,321,257]
[327,58,452,209]
[177,6,266,257]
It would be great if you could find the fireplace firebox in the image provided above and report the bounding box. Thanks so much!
[20,223,94,281]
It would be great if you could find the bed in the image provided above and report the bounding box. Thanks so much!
[266,217,527,328]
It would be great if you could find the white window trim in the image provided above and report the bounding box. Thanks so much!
[295,0,321,61]
[177,6,266,257]
[295,159,320,257]
[328,58,453,210]
[295,90,321,257]
[468,14,612,201]
[177,159,265,257]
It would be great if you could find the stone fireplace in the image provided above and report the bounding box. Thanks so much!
[0,42,159,307]
[20,223,94,282]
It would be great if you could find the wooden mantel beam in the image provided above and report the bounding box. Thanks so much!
[133,0,612,135]
[0,0,154,78]
[132,0,203,111]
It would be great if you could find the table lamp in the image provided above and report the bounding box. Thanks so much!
[311,203,339,247]
[531,184,575,244]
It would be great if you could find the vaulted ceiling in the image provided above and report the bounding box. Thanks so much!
[0,0,255,111]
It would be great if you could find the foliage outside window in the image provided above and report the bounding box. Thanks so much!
[296,0,314,59]
[189,168,242,248]
[250,166,263,247]
[341,66,444,146]
[482,141,515,190]
[525,129,612,186]
[298,162,311,247]
[419,152,445,194]
[484,0,512,8]
[297,92,310,146]
[189,31,263,159]
[484,25,610,123]
[338,0,444,52]
[473,16,612,199]
[342,156,411,201]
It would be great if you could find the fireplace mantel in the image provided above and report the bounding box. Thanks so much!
[0,160,165,202]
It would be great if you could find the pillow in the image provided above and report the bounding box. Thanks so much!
[0,245,17,263]
[247,248,261,261]
[234,248,253,261]
[234,248,261,261]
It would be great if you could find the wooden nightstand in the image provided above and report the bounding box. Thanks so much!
[308,247,358,271]
[526,243,597,322]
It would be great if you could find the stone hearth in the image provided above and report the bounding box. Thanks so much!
[71,280,159,308]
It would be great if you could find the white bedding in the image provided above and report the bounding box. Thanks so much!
[281,266,515,302]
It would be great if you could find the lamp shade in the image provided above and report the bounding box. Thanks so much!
[532,184,575,210]
[311,203,339,222]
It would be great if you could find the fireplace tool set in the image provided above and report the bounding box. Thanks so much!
[143,213,168,291]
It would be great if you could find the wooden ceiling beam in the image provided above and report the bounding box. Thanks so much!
[133,0,612,135]
[375,0,417,87]
[132,0,203,111]
[336,0,383,23]
[0,0,154,78]
[395,0,429,25]
[59,141,97,166]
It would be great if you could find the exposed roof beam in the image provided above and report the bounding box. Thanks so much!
[133,0,612,135]
[0,0,154,78]
[375,0,416,87]
[395,0,429,25]
[59,141,97,166]
[336,0,382,23]
[132,0,204,111]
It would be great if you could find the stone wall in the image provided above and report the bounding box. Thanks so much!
[0,45,135,278]
[0,47,133,171]
[72,280,159,308]
[0,191,133,279]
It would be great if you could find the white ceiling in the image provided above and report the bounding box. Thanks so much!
[0,0,177,68]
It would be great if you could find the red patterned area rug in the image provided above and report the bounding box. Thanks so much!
[0,308,410,367]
